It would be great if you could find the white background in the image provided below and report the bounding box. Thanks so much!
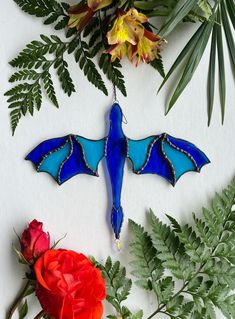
[1,1,235,318]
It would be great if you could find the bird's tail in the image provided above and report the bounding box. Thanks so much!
[111,205,123,249]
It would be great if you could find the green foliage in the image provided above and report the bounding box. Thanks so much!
[91,178,235,319]
[19,300,28,319]
[9,0,235,129]
[113,177,235,319]
[13,0,69,29]
[129,220,164,292]
[99,54,127,97]
[150,56,165,78]
[5,34,107,134]
[94,257,134,319]
[158,0,234,125]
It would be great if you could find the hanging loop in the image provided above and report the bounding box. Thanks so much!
[122,112,128,124]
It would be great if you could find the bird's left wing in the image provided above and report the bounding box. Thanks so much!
[127,133,209,186]
[26,135,106,184]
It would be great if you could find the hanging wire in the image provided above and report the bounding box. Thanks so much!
[112,82,119,104]
[112,83,128,124]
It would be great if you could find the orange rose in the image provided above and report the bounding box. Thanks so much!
[34,249,106,319]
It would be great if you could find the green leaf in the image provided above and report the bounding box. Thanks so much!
[207,25,217,126]
[75,40,108,95]
[166,19,214,113]
[150,55,165,78]
[42,71,59,107]
[128,310,143,319]
[19,300,28,319]
[197,0,213,20]
[96,257,132,318]
[221,1,235,71]
[154,276,174,304]
[134,1,160,10]
[6,33,109,133]
[14,0,68,30]
[159,0,198,37]
[158,23,204,93]
[149,210,189,279]
[129,219,163,292]
[23,285,35,297]
[226,0,235,30]
[99,54,127,96]
[216,7,226,124]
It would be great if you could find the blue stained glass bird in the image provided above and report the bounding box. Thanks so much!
[26,103,210,248]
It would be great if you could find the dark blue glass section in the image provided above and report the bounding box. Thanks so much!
[26,136,67,166]
[106,103,127,239]
[167,135,210,169]
[59,137,95,184]
[141,138,175,185]
[111,207,123,240]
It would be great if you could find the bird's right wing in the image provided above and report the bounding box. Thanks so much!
[127,133,210,186]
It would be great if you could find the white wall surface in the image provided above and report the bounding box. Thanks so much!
[1,1,235,318]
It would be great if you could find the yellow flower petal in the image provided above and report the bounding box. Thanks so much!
[125,8,148,24]
[137,33,160,64]
[107,8,146,46]
[107,43,127,62]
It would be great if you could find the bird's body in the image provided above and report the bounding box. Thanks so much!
[26,103,209,245]
[106,104,127,239]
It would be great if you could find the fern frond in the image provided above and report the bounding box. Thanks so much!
[13,0,69,29]
[6,34,107,133]
[128,178,235,319]
[99,54,127,96]
[129,220,163,291]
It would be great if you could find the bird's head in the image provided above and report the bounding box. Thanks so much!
[110,103,123,125]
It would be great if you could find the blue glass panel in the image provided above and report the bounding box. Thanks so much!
[26,136,67,166]
[106,103,127,240]
[76,136,105,172]
[128,137,155,172]
[163,141,195,181]
[167,135,210,169]
[39,144,71,180]
[141,139,175,185]
[59,138,94,184]
[112,207,123,240]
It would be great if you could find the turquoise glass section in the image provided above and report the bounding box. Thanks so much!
[162,141,195,180]
[128,137,155,171]
[39,144,71,179]
[76,136,105,171]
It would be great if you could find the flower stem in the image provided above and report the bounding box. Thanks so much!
[7,280,31,319]
[34,310,45,319]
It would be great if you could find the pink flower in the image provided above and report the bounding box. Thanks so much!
[21,220,50,263]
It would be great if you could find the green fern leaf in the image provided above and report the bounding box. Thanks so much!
[99,54,127,96]
[14,0,68,29]
[129,219,164,292]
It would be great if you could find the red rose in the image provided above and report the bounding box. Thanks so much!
[34,249,106,319]
[21,219,50,263]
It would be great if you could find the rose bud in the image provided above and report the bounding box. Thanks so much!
[21,220,50,263]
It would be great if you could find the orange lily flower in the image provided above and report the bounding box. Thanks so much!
[106,8,161,65]
[107,8,147,45]
[68,4,94,31]
[134,29,161,64]
[68,0,113,31]
[107,42,128,62]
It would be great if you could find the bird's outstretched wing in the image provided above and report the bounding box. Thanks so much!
[127,133,210,186]
[26,135,106,184]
